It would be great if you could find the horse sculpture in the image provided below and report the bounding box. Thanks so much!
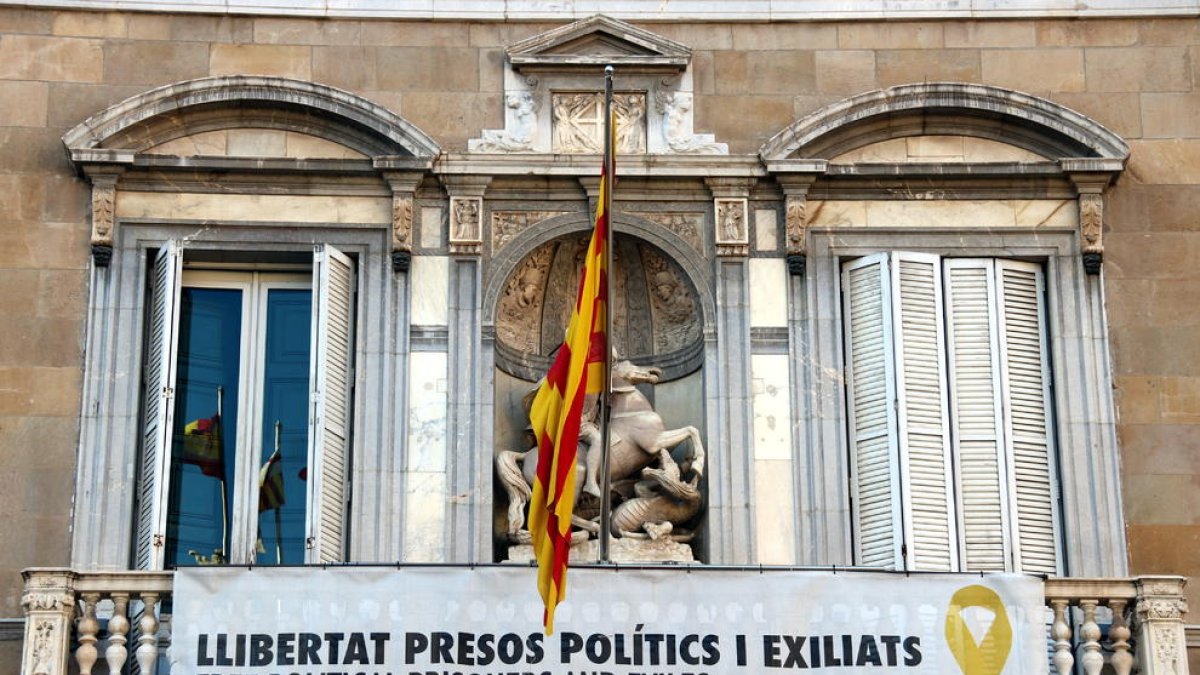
[496,358,706,544]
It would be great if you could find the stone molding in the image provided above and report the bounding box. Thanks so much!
[62,75,440,159]
[469,15,726,156]
[505,14,691,75]
[760,82,1130,162]
[5,0,1193,19]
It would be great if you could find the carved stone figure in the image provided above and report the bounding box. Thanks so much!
[495,358,706,546]
[469,92,538,153]
[661,92,726,155]
[497,245,553,352]
[392,196,413,249]
[717,199,746,243]
[451,197,480,242]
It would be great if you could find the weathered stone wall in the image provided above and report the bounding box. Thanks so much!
[1,7,1198,667]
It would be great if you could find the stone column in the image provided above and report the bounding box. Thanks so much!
[347,163,428,562]
[443,175,491,562]
[20,569,76,675]
[771,162,849,565]
[705,177,756,564]
[1133,577,1190,675]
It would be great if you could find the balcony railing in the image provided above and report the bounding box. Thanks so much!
[19,568,1191,674]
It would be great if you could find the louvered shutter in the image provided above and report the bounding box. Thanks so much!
[842,254,903,568]
[136,242,183,571]
[890,252,957,572]
[996,261,1060,574]
[305,244,355,563]
[943,259,1010,571]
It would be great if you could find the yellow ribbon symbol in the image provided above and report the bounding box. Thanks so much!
[944,584,1013,675]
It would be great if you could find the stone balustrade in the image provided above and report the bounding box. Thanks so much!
[18,568,1190,674]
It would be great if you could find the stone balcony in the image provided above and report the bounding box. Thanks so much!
[18,568,1191,675]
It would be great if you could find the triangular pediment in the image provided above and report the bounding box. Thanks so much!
[507,15,691,74]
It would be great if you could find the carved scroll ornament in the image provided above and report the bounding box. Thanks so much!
[391,195,414,272]
[1079,193,1103,275]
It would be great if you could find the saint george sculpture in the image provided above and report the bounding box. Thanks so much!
[496,358,706,551]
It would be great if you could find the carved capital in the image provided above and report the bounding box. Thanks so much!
[20,570,76,675]
[714,198,748,257]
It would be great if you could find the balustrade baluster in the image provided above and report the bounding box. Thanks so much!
[136,592,160,675]
[75,592,101,675]
[1079,599,1103,675]
[1050,599,1074,675]
[106,593,130,675]
[1107,599,1133,675]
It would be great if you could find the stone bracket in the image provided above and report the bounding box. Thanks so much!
[80,165,126,268]
[1065,160,1122,276]
[382,170,425,273]
[771,164,826,276]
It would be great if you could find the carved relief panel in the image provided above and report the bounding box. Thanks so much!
[551,92,646,154]
[495,233,702,383]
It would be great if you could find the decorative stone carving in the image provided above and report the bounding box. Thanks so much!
[497,244,554,353]
[613,93,647,154]
[491,210,569,252]
[85,170,121,267]
[785,195,807,275]
[468,92,539,153]
[449,196,482,255]
[714,198,749,256]
[496,358,706,553]
[1079,192,1103,275]
[391,195,414,272]
[642,245,699,353]
[1132,576,1190,675]
[21,570,76,675]
[494,233,703,383]
[552,92,646,154]
[631,212,702,252]
[659,92,726,155]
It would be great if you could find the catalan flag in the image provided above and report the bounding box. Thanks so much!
[258,449,286,512]
[527,107,612,635]
[181,413,223,478]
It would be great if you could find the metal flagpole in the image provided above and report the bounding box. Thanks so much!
[272,420,284,564]
[216,385,229,563]
[598,65,616,563]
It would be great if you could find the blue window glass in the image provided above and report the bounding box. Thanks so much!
[255,289,312,565]
[167,288,242,567]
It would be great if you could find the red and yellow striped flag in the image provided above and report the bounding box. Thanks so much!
[527,122,612,635]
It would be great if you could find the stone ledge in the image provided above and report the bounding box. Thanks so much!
[4,0,1197,20]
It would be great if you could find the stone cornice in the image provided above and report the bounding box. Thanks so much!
[5,0,1195,20]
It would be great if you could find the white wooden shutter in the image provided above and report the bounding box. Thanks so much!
[890,252,957,572]
[995,261,1060,574]
[136,242,183,571]
[305,244,355,563]
[842,254,903,568]
[943,259,1010,571]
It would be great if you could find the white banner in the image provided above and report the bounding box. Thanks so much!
[172,566,1047,675]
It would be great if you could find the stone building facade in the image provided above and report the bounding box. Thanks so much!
[0,2,1197,672]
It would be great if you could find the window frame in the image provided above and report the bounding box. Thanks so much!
[787,227,1125,576]
[841,251,1064,574]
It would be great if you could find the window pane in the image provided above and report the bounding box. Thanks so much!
[256,288,312,565]
[167,288,242,567]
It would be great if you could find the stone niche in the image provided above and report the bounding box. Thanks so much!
[492,231,707,561]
